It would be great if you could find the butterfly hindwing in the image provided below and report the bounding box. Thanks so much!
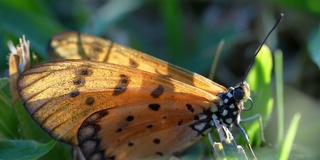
[78,101,213,160]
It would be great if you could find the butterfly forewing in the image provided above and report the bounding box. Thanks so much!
[49,32,227,95]
[17,60,221,159]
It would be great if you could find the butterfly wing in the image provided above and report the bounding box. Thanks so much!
[78,101,210,160]
[48,32,227,95]
[17,60,219,159]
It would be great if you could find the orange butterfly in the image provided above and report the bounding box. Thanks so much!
[18,32,257,160]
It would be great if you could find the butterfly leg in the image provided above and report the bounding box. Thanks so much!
[209,118,248,159]
[234,123,257,160]
[240,114,267,146]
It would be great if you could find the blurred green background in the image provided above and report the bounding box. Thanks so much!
[0,0,320,159]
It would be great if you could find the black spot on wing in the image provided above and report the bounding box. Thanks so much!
[73,77,85,86]
[156,152,163,156]
[151,85,164,98]
[112,74,130,96]
[148,103,160,111]
[76,68,93,76]
[126,115,134,122]
[129,59,139,68]
[85,97,95,105]
[119,74,129,85]
[116,128,122,133]
[70,90,80,97]
[113,86,126,96]
[128,142,134,147]
[186,104,194,113]
[153,138,160,144]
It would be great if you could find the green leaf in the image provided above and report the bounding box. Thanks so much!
[247,45,273,89]
[0,78,19,139]
[270,0,320,14]
[13,101,52,142]
[243,45,274,146]
[308,25,320,69]
[180,141,206,160]
[0,140,56,160]
[0,78,9,89]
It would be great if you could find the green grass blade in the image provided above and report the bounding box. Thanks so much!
[279,113,301,160]
[275,50,284,147]
[159,0,184,59]
[84,0,146,35]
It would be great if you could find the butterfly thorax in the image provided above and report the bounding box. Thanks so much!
[189,82,250,135]
[213,82,251,128]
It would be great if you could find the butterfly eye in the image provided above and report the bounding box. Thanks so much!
[233,87,244,101]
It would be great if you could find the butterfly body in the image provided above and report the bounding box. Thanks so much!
[17,32,251,160]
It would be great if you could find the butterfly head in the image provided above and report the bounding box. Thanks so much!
[221,81,253,113]
[233,81,253,111]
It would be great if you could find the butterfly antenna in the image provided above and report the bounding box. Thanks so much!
[242,13,284,83]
